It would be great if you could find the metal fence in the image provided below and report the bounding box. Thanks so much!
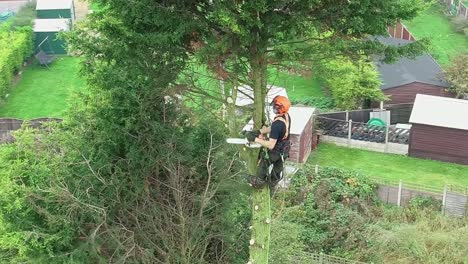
[318,104,413,125]
[316,117,410,145]
[0,117,62,143]
[372,177,468,217]
[311,165,468,217]
[441,0,468,19]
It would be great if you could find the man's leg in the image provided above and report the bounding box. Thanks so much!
[268,152,284,197]
[250,149,269,188]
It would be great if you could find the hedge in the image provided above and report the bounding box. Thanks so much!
[0,28,33,98]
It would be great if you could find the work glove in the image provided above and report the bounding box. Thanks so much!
[245,130,260,142]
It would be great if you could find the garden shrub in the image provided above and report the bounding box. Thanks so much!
[450,16,468,32]
[408,195,442,211]
[271,166,468,263]
[0,29,33,98]
[291,96,336,111]
[300,167,377,255]
[10,1,36,29]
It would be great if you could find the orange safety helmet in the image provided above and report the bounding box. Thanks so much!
[270,95,291,114]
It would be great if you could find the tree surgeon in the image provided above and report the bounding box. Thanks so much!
[246,96,291,194]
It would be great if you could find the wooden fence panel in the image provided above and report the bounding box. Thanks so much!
[387,104,413,124]
[445,192,467,216]
[319,112,347,120]
[376,182,466,217]
[400,188,443,205]
[349,110,371,123]
[0,118,63,144]
[376,185,400,204]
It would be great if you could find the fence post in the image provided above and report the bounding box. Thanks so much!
[345,111,349,121]
[442,184,448,215]
[384,113,390,153]
[397,180,403,207]
[347,119,352,147]
[315,164,319,175]
[380,101,384,110]
[464,195,468,217]
[319,252,323,264]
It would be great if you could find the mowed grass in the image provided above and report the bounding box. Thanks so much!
[268,69,325,101]
[404,5,468,66]
[309,143,468,187]
[0,57,85,119]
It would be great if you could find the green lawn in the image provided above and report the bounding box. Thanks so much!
[268,68,325,101]
[0,57,84,119]
[404,5,468,66]
[309,143,468,187]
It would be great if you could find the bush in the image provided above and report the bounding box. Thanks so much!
[0,126,81,262]
[312,57,385,110]
[10,1,36,29]
[450,16,468,34]
[272,166,468,263]
[291,96,336,111]
[300,168,377,255]
[0,29,32,98]
[356,208,468,264]
[409,195,442,211]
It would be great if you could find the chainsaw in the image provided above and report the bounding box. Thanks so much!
[226,130,262,148]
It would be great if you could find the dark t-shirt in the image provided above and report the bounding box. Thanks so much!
[269,114,291,146]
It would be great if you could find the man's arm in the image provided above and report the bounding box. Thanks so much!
[259,125,271,134]
[254,137,277,150]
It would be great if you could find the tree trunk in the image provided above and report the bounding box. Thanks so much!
[226,80,239,137]
[247,53,270,264]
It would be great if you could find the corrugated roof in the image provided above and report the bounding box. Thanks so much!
[374,36,449,89]
[409,94,468,130]
[242,106,315,135]
[33,19,70,32]
[36,0,73,10]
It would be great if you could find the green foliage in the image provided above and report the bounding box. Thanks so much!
[269,221,311,264]
[267,68,325,100]
[356,207,468,264]
[216,178,252,264]
[0,5,245,263]
[0,125,83,262]
[0,1,434,263]
[313,57,385,109]
[291,96,335,111]
[309,143,468,187]
[0,57,85,119]
[403,5,468,65]
[0,29,33,98]
[408,196,442,211]
[450,16,468,35]
[270,165,468,263]
[444,53,468,98]
[300,167,376,254]
[10,1,36,30]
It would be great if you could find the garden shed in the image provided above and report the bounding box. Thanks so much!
[375,37,454,105]
[243,106,316,164]
[409,94,468,165]
[33,19,70,54]
[36,0,75,20]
